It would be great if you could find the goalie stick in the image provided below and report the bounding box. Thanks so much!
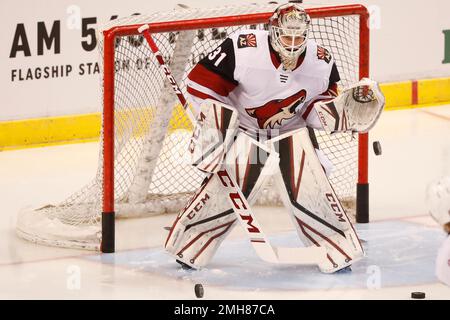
[138,25,327,266]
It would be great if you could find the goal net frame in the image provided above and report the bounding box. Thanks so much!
[101,3,370,253]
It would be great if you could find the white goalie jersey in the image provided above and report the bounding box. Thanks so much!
[187,29,340,134]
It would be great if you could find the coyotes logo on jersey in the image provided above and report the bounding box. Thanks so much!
[245,89,307,129]
[238,34,257,48]
[317,45,331,64]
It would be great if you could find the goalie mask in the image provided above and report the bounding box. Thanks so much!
[269,3,311,71]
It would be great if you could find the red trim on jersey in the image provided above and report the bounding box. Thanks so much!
[188,64,237,97]
[269,41,306,71]
[270,48,281,69]
[302,99,320,120]
[302,82,339,120]
[187,86,220,102]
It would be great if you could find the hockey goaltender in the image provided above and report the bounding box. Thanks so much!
[163,3,385,274]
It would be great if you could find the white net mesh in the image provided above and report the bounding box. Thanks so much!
[16,3,364,250]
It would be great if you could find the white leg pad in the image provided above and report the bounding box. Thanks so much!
[270,128,365,273]
[165,131,270,269]
[165,174,237,268]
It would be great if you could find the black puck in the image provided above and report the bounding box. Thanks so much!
[194,283,204,298]
[373,141,382,156]
[411,292,425,299]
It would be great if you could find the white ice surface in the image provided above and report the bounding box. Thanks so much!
[1,105,450,299]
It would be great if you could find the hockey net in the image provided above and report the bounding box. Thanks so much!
[16,3,369,250]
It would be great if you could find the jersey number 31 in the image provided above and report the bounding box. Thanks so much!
[208,47,227,67]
